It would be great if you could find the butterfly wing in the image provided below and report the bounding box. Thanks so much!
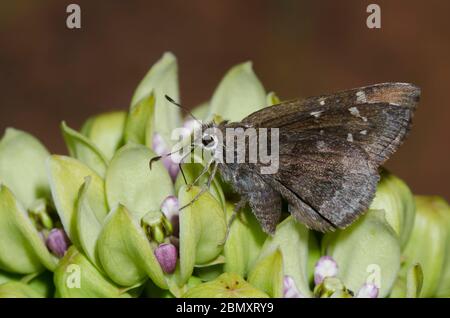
[243,82,420,231]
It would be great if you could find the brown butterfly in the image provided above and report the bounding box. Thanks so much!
[154,83,420,235]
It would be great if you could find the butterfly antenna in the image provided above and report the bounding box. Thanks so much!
[165,95,202,125]
[149,144,196,170]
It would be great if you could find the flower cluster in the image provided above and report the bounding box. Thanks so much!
[0,52,449,298]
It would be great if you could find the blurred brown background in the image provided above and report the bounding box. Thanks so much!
[0,0,448,198]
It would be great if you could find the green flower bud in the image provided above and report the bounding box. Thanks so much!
[0,185,57,274]
[208,61,266,121]
[141,211,173,244]
[254,216,314,297]
[0,128,50,209]
[223,204,267,278]
[131,52,181,147]
[97,204,167,288]
[182,273,269,298]
[74,176,105,269]
[177,185,227,285]
[323,209,401,297]
[54,246,132,298]
[248,249,284,298]
[370,169,416,248]
[175,163,226,209]
[125,92,155,148]
[401,196,449,297]
[47,155,108,247]
[105,144,174,220]
[80,111,127,161]
[61,121,109,177]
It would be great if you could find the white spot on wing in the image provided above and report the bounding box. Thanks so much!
[349,106,368,122]
[349,106,360,116]
[360,130,367,135]
[310,110,323,118]
[316,140,327,151]
[356,91,367,103]
[319,98,326,106]
[347,133,354,142]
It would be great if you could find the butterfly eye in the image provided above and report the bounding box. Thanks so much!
[202,134,216,149]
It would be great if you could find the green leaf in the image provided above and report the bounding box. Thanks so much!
[97,204,167,288]
[47,156,107,245]
[248,249,283,298]
[131,52,181,146]
[256,216,313,297]
[75,177,106,269]
[105,144,174,220]
[54,246,131,298]
[81,111,127,160]
[61,122,109,177]
[182,273,269,298]
[124,92,155,147]
[0,185,57,274]
[208,62,266,121]
[0,281,43,298]
[178,185,227,284]
[0,128,50,208]
[223,204,267,277]
[323,209,401,297]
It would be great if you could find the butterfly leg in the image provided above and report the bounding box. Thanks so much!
[218,198,247,246]
[179,162,219,210]
[187,158,215,190]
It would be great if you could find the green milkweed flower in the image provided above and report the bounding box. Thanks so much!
[0,51,449,299]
